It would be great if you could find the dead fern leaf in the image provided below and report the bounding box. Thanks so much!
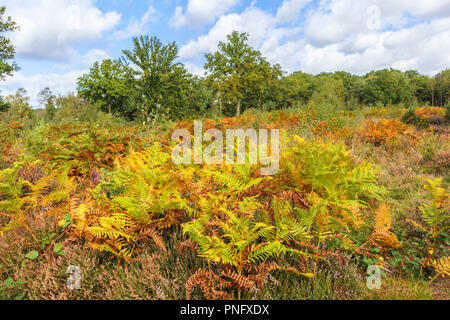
[185,268,232,300]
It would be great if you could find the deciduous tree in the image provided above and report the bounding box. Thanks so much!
[0,6,19,81]
[205,31,278,116]
[77,59,133,118]
[121,35,182,123]
[38,87,57,121]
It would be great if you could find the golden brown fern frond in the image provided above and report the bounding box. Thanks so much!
[374,203,392,232]
[369,204,401,248]
[141,227,167,253]
[185,268,232,300]
[177,239,198,253]
[185,268,209,300]
[220,270,255,290]
[295,240,319,254]
[405,218,427,231]
[429,256,450,282]
[154,210,186,230]
[277,190,309,209]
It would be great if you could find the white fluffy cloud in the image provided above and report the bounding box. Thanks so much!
[275,0,310,24]
[3,0,121,61]
[113,5,158,40]
[180,0,450,76]
[0,70,87,107]
[179,6,278,60]
[399,0,450,18]
[279,0,450,75]
[81,49,110,66]
[183,62,205,77]
[170,0,239,28]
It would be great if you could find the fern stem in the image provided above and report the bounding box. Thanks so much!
[429,274,439,284]
[23,221,42,254]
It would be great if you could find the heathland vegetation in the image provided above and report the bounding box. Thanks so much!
[0,5,449,300]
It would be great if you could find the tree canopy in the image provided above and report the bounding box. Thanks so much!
[0,6,18,81]
[121,35,182,123]
[205,31,282,116]
[77,59,133,118]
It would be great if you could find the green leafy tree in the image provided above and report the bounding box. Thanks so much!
[405,70,432,105]
[121,35,181,123]
[244,62,283,111]
[310,78,346,107]
[348,77,365,104]
[38,87,57,121]
[305,78,346,121]
[77,59,133,118]
[432,69,450,106]
[53,94,102,123]
[163,71,213,120]
[1,88,32,123]
[0,94,9,112]
[205,31,278,116]
[362,69,413,106]
[0,6,19,81]
[276,72,316,109]
[329,71,361,102]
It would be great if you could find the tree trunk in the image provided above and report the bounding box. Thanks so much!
[432,88,435,106]
[236,100,241,117]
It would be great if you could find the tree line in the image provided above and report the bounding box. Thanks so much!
[75,31,450,122]
[1,5,449,125]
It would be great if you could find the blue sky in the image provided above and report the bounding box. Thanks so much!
[1,0,450,106]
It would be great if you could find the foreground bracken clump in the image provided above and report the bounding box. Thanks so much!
[63,134,391,299]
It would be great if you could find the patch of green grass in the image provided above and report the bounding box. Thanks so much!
[362,276,434,300]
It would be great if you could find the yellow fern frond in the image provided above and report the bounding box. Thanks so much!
[370,204,401,248]
[429,256,450,282]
